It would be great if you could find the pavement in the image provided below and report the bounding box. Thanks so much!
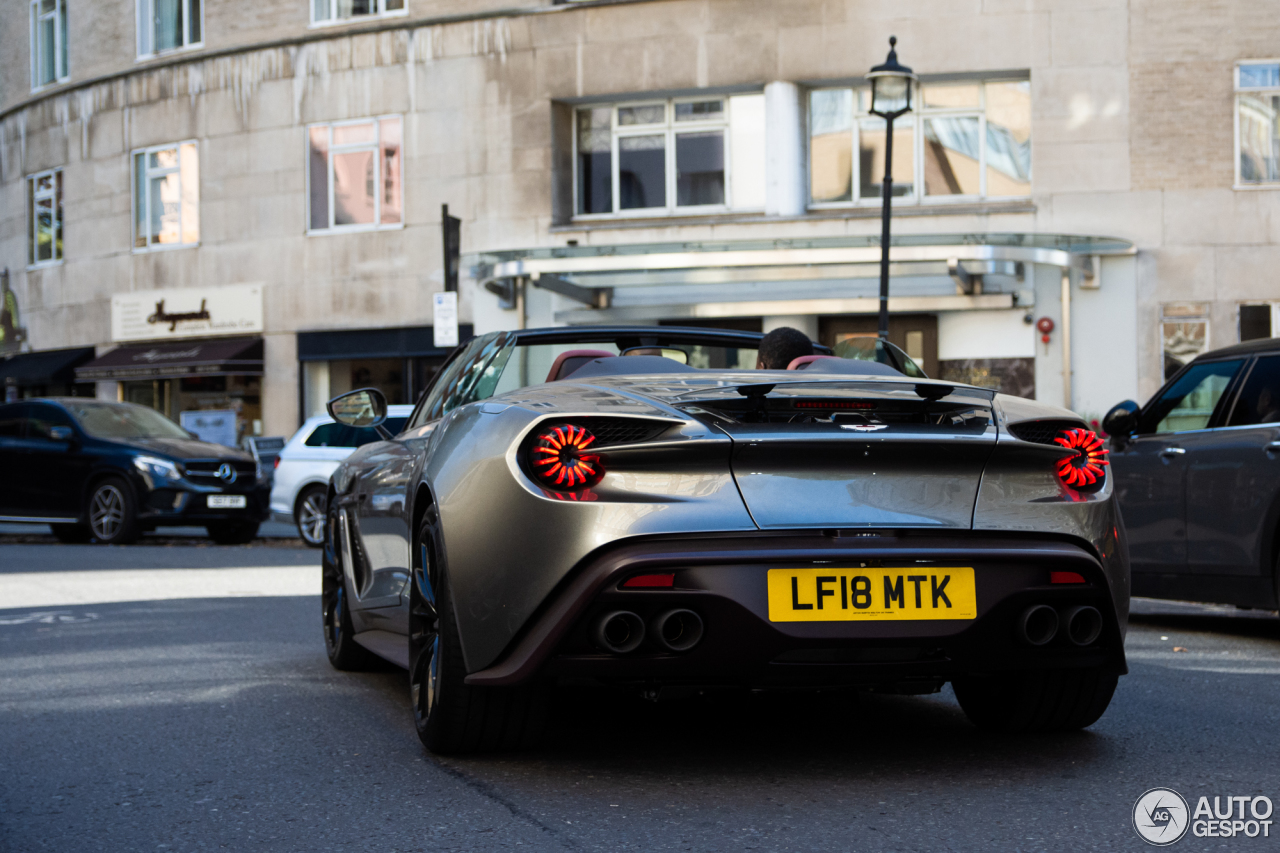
[1,543,1278,852]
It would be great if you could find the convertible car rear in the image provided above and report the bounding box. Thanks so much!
[320,326,1127,753]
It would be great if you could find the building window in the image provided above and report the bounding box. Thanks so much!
[137,0,203,58]
[27,169,64,267]
[311,0,405,25]
[307,116,403,233]
[1240,303,1279,342]
[1236,61,1280,186]
[30,0,68,89]
[574,95,765,217]
[132,142,200,250]
[1161,303,1210,381]
[809,78,1031,206]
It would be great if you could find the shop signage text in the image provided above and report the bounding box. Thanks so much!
[113,285,263,342]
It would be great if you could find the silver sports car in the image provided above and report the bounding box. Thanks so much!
[321,325,1127,754]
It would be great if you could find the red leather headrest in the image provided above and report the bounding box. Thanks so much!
[545,349,616,382]
[787,355,839,370]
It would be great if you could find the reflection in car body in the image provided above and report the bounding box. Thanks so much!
[321,325,1129,753]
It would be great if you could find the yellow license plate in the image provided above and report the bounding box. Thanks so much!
[767,567,977,622]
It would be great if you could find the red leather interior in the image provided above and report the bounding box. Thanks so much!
[545,349,617,382]
[786,355,839,370]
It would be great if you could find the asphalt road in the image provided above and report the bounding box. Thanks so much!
[2,541,1279,852]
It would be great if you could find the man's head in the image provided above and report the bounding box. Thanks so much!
[756,326,815,370]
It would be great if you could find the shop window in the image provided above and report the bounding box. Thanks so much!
[308,117,402,233]
[30,0,68,89]
[1161,303,1210,381]
[574,95,764,217]
[137,0,202,59]
[809,77,1031,206]
[27,168,63,267]
[1237,61,1280,186]
[311,0,405,25]
[132,141,200,250]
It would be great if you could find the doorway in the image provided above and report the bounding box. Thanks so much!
[819,314,939,377]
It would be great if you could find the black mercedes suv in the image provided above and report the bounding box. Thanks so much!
[0,398,269,544]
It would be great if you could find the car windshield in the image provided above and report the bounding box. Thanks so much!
[831,336,927,378]
[65,401,192,440]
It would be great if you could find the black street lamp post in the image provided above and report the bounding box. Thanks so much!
[867,36,916,341]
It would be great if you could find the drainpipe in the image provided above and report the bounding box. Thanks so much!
[1061,269,1072,410]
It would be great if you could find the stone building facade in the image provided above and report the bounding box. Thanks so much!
[0,0,1275,442]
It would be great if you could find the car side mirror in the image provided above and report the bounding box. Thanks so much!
[48,425,75,442]
[1102,400,1139,439]
[328,388,388,429]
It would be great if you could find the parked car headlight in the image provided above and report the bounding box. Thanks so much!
[133,455,183,483]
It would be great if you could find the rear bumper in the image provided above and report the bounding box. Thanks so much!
[464,531,1128,689]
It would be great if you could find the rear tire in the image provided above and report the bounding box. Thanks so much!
[86,477,140,545]
[295,486,327,548]
[953,667,1119,733]
[411,510,548,755]
[206,521,259,545]
[50,523,91,544]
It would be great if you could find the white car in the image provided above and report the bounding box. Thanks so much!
[270,405,413,546]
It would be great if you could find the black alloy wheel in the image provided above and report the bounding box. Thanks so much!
[322,506,378,671]
[87,477,140,545]
[409,513,442,741]
[295,486,328,548]
[206,521,260,545]
[409,508,550,755]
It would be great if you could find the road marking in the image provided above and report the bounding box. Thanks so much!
[0,567,320,609]
[0,610,99,625]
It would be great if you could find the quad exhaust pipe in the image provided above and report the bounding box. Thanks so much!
[1016,604,1103,647]
[594,608,705,654]
[594,611,645,653]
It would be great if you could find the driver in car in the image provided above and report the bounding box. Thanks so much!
[755,326,815,370]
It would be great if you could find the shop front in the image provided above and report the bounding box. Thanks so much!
[76,337,265,446]
[1,346,96,401]
[74,284,268,447]
[297,324,473,420]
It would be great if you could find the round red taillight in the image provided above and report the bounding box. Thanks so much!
[1054,428,1108,490]
[529,424,605,489]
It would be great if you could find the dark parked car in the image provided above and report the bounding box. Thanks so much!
[1104,337,1280,607]
[319,325,1127,754]
[0,398,268,544]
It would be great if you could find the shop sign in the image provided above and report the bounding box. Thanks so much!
[180,409,238,448]
[112,284,263,342]
[433,291,458,348]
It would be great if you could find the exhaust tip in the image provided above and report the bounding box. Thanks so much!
[1019,604,1059,646]
[593,610,645,654]
[650,609,704,652]
[1064,605,1103,646]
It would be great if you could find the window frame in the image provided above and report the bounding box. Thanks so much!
[131,140,201,253]
[1238,301,1280,342]
[135,0,204,60]
[26,167,64,269]
[310,0,407,28]
[1137,358,1247,436]
[1234,60,1280,190]
[29,0,69,91]
[305,115,405,236]
[572,97,735,220]
[807,76,1032,209]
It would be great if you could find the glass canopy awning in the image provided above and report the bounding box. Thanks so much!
[467,233,1135,323]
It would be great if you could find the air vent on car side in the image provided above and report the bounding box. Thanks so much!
[1006,420,1086,446]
